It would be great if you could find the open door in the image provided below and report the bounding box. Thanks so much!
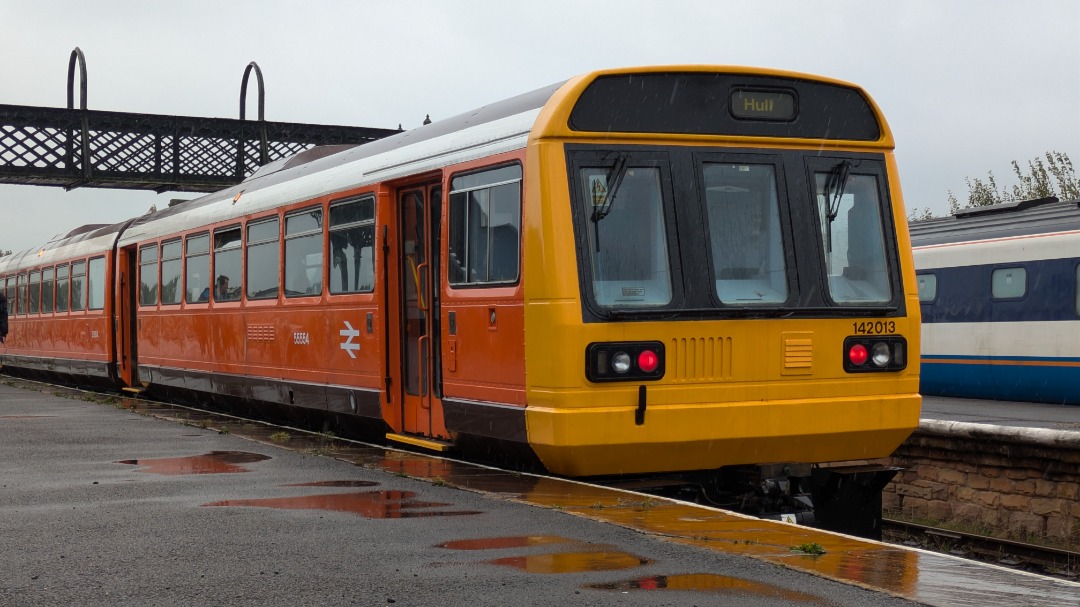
[396,183,446,440]
[116,245,139,390]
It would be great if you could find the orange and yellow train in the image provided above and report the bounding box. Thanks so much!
[1,66,920,500]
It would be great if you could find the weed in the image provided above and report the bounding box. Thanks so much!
[790,542,826,555]
[269,431,290,443]
[218,426,230,435]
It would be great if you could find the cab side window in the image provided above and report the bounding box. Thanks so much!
[448,165,522,286]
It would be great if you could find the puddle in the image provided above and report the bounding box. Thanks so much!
[116,451,270,475]
[586,574,828,603]
[203,490,482,519]
[488,551,651,574]
[438,536,576,551]
[285,480,380,488]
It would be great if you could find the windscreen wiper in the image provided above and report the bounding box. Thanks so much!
[822,159,858,252]
[591,153,630,252]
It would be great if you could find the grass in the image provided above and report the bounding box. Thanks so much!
[790,542,826,555]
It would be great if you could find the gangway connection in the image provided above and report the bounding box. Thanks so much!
[0,47,399,193]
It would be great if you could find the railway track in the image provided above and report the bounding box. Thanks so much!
[9,376,1079,582]
[882,518,1079,580]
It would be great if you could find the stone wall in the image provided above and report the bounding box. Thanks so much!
[883,420,1080,542]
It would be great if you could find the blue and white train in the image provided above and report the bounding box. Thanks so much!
[910,196,1080,405]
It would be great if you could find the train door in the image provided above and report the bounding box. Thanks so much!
[396,183,446,439]
[116,245,139,389]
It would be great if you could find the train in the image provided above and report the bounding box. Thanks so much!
[910,196,1080,405]
[1,65,921,535]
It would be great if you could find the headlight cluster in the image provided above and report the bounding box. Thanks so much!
[586,341,665,382]
[843,335,907,373]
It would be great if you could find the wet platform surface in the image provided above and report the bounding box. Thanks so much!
[2,380,1078,606]
[922,395,1080,431]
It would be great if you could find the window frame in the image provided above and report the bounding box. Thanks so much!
[329,196,377,295]
[87,256,106,311]
[212,224,243,303]
[246,216,281,301]
[185,232,211,304]
[4,276,14,316]
[447,164,523,289]
[805,156,902,308]
[991,266,1027,301]
[70,261,86,312]
[55,264,70,313]
[916,272,938,304]
[139,243,159,307]
[28,270,40,315]
[41,267,55,314]
[160,239,183,306]
[696,154,797,308]
[284,206,324,299]
[567,150,684,313]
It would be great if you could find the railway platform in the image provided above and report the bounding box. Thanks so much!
[1,380,1078,606]
[922,395,1080,431]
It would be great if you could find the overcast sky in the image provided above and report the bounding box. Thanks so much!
[1,0,1077,254]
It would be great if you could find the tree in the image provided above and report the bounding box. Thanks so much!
[947,151,1078,213]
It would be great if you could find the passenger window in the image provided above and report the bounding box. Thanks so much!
[991,267,1025,299]
[703,163,788,304]
[917,273,937,302]
[814,168,892,304]
[449,165,522,286]
[329,197,376,294]
[213,226,242,302]
[28,271,40,314]
[17,273,27,315]
[160,240,183,305]
[4,277,13,315]
[139,245,159,307]
[285,208,323,297]
[56,265,70,313]
[87,257,106,310]
[70,262,86,311]
[185,233,210,303]
[1076,265,1080,316]
[41,267,54,313]
[247,218,280,300]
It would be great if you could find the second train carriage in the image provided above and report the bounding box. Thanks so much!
[910,196,1080,405]
[1,67,921,520]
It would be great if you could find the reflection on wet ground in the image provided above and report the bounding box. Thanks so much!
[0,415,58,419]
[284,480,381,488]
[438,536,576,551]
[203,490,482,519]
[116,451,270,475]
[586,574,828,604]
[488,551,651,574]
[107,393,1080,606]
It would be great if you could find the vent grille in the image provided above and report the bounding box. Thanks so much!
[246,324,275,342]
[668,337,732,382]
[782,332,813,375]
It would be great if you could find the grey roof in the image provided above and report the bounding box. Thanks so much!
[909,197,1080,247]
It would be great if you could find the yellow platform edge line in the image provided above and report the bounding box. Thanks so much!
[385,433,452,452]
